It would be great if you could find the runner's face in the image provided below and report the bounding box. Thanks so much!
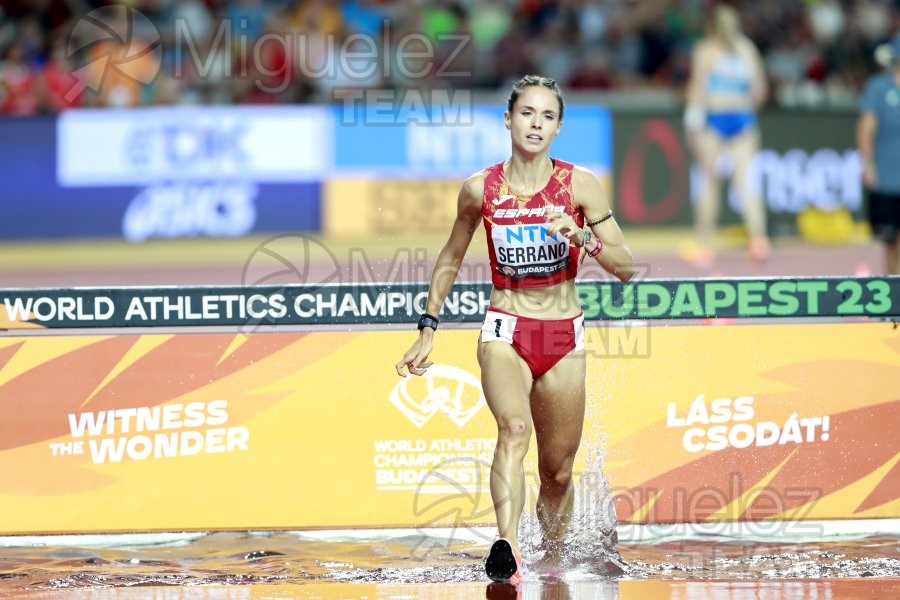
[505,86,562,155]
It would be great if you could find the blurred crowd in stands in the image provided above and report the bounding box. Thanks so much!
[1,0,899,115]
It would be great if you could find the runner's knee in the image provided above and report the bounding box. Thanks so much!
[540,456,576,496]
[498,417,531,453]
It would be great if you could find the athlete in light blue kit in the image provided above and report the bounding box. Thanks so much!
[858,35,900,275]
[683,4,770,267]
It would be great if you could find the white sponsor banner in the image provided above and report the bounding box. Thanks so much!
[57,106,334,186]
[689,148,864,213]
[405,109,510,171]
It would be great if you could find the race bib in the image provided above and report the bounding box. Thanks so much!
[491,223,569,278]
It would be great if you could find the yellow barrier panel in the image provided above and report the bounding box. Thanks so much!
[323,179,462,237]
[322,175,614,237]
[0,322,896,534]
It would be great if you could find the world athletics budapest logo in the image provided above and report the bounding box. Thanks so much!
[66,6,162,102]
[388,365,486,428]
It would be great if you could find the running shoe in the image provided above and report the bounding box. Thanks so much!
[748,236,771,264]
[485,538,523,584]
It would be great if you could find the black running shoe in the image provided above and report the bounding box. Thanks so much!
[484,538,522,584]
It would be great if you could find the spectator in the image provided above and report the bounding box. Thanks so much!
[568,47,616,90]
[0,0,896,112]
[0,39,40,115]
[857,34,900,274]
[683,4,771,267]
[38,36,82,111]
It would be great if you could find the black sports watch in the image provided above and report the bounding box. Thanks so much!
[417,313,440,331]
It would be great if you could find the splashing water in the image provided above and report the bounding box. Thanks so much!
[517,443,627,581]
[1,530,898,590]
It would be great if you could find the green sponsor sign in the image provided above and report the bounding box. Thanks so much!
[576,278,896,320]
[1,277,897,330]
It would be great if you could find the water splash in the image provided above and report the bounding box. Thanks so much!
[517,438,627,580]
[1,531,898,590]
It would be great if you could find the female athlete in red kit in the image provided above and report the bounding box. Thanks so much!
[395,75,635,584]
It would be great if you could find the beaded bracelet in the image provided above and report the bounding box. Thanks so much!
[586,210,613,227]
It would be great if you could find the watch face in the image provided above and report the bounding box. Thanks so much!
[418,316,436,330]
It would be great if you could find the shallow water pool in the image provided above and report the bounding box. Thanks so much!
[1,527,898,597]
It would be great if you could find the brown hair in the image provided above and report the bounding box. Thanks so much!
[506,74,565,121]
[712,4,741,46]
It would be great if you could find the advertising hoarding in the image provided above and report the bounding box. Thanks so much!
[0,322,895,534]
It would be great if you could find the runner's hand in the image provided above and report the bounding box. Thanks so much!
[546,211,582,244]
[863,164,878,189]
[395,332,434,377]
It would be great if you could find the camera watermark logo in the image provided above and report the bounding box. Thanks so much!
[411,457,496,557]
[67,6,162,102]
[65,8,473,124]
[242,234,343,289]
[237,233,344,335]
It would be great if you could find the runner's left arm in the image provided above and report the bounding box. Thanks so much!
[574,166,636,282]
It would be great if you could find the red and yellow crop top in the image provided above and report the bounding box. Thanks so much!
[481,158,583,289]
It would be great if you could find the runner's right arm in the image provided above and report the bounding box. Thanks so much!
[395,173,483,377]
[425,174,484,316]
[684,41,708,132]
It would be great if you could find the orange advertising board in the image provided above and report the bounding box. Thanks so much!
[0,322,896,534]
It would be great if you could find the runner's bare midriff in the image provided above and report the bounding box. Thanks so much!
[489,279,583,320]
